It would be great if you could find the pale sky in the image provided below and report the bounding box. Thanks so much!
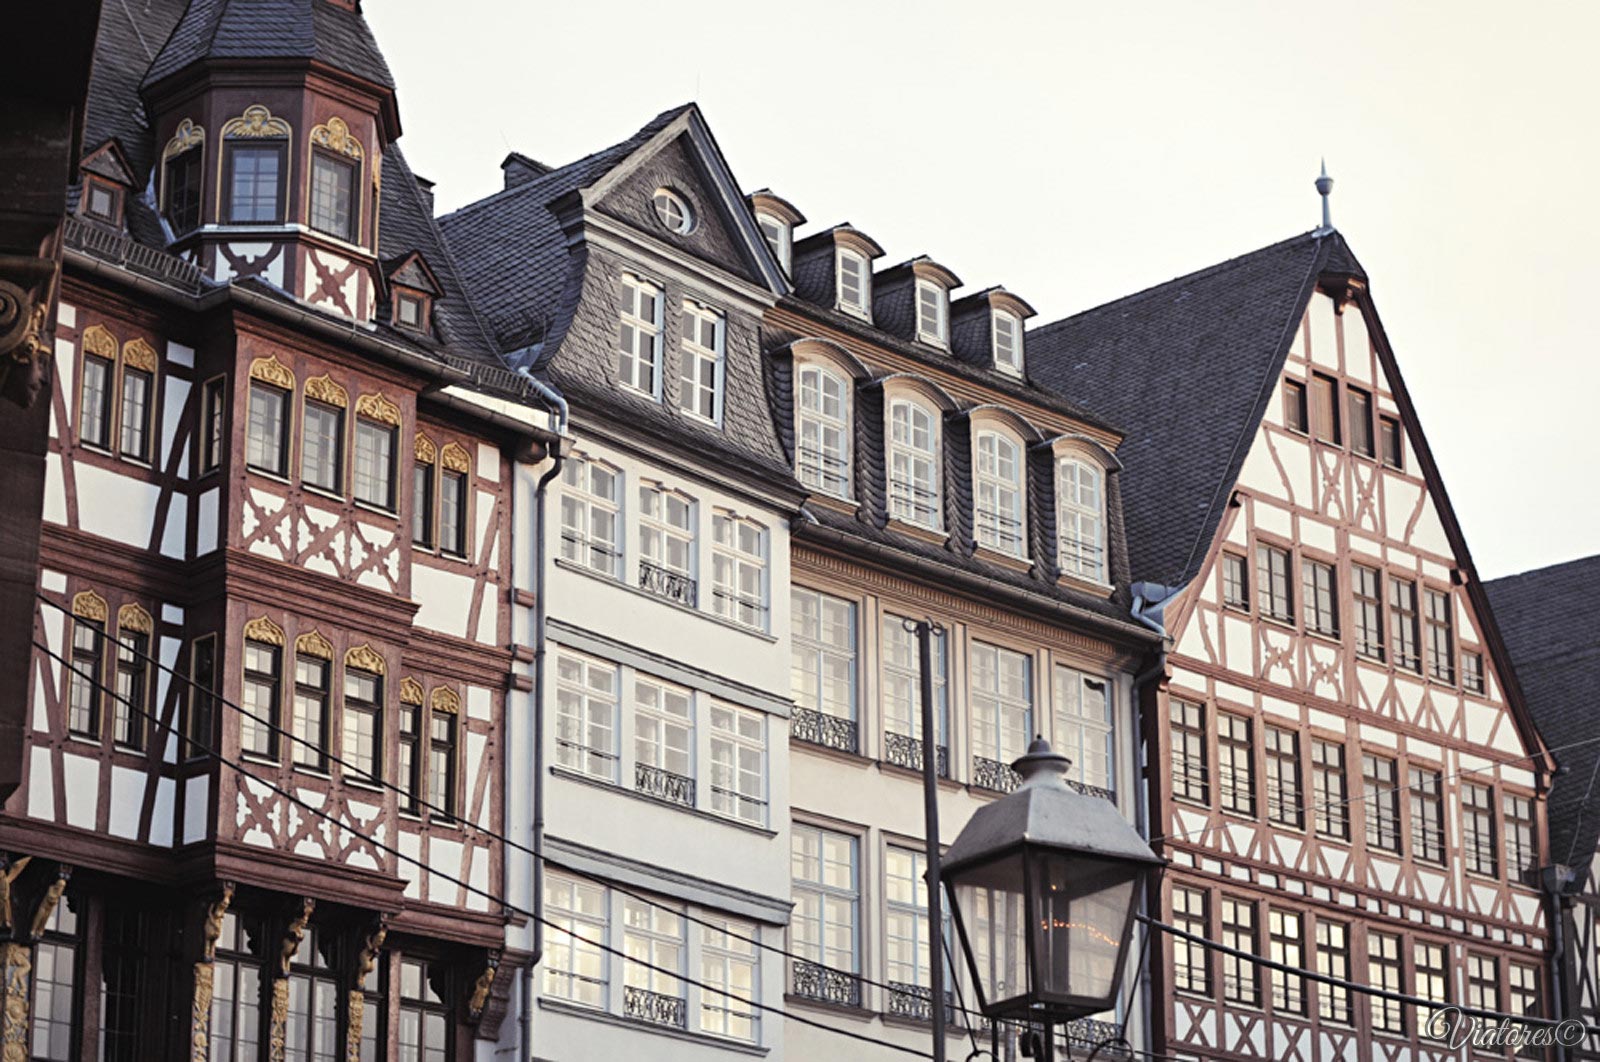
[366,0,1598,581]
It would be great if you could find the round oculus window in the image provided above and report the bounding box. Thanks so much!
[652,188,694,234]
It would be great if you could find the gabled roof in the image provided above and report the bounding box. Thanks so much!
[142,0,395,93]
[1486,555,1600,875]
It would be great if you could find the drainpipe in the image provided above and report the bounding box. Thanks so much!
[1542,863,1576,1062]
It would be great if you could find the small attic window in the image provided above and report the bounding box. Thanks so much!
[837,249,870,318]
[756,213,791,274]
[652,188,695,235]
[394,289,431,334]
[83,178,122,225]
[993,311,1023,375]
[915,279,948,345]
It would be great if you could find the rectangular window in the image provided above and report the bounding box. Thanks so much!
[1353,564,1385,661]
[397,960,448,1062]
[885,846,952,1015]
[1509,963,1541,1024]
[119,366,153,460]
[412,463,434,547]
[283,928,337,1062]
[1425,588,1455,683]
[1466,953,1499,1013]
[757,214,790,273]
[792,825,860,1003]
[617,274,663,396]
[240,639,281,760]
[1505,793,1535,885]
[1349,387,1375,456]
[395,292,425,332]
[623,897,686,1024]
[29,899,77,1062]
[790,587,857,736]
[679,301,724,423]
[112,629,149,750]
[992,311,1022,373]
[202,377,226,473]
[700,916,759,1041]
[711,513,767,630]
[301,400,344,492]
[1316,920,1351,1024]
[1462,782,1498,876]
[915,280,946,343]
[1283,378,1308,433]
[708,703,766,826]
[86,180,119,222]
[163,147,202,233]
[80,351,113,448]
[1056,458,1105,582]
[796,364,851,498]
[1311,373,1341,444]
[1302,558,1339,637]
[638,485,695,605]
[1414,941,1449,1032]
[544,874,608,1008]
[1171,886,1209,994]
[970,642,1032,785]
[342,667,382,784]
[881,616,948,774]
[354,419,396,509]
[209,912,263,1062]
[398,696,421,814]
[1462,651,1485,694]
[1268,910,1305,1015]
[837,249,868,314]
[1219,897,1259,1006]
[1409,767,1445,863]
[633,676,693,805]
[440,469,468,558]
[560,456,622,578]
[1367,931,1404,1033]
[1256,544,1293,622]
[1311,739,1349,840]
[1390,577,1421,672]
[225,142,285,224]
[246,383,290,475]
[1170,699,1208,805]
[1222,552,1249,610]
[555,651,618,782]
[309,153,356,241]
[290,655,329,772]
[1380,414,1404,468]
[428,708,457,820]
[1264,725,1302,828]
[1362,753,1400,853]
[1055,668,1114,796]
[974,431,1025,557]
[887,399,942,529]
[188,634,217,758]
[1217,713,1255,817]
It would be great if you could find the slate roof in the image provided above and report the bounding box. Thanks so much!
[142,0,395,93]
[1027,231,1354,588]
[1486,555,1600,875]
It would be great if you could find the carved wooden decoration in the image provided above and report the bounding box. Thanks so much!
[303,375,349,409]
[1,942,30,1062]
[295,629,334,659]
[467,955,499,1020]
[26,869,68,942]
[117,602,153,635]
[191,883,233,1062]
[429,686,460,715]
[344,643,385,675]
[440,442,470,474]
[414,433,436,464]
[310,116,363,160]
[70,590,107,622]
[0,857,31,932]
[221,104,290,139]
[163,118,205,160]
[122,337,158,373]
[249,355,294,390]
[81,324,117,360]
[355,392,401,427]
[399,677,424,705]
[345,918,388,1062]
[243,616,286,646]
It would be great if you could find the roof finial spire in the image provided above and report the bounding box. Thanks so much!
[1315,159,1335,235]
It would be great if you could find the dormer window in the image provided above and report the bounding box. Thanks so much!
[1057,456,1106,583]
[757,213,791,274]
[163,147,203,234]
[393,289,431,335]
[796,363,851,497]
[225,142,286,224]
[653,188,695,234]
[916,280,948,345]
[837,250,870,317]
[310,152,357,241]
[993,311,1023,375]
[83,178,122,225]
[974,429,1026,557]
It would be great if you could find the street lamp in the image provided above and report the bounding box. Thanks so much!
[941,737,1163,1057]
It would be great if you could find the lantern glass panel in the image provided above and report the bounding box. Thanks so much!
[951,853,1030,1012]
[1030,851,1137,1007]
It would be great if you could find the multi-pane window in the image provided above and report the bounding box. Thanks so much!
[1349,387,1375,457]
[1390,577,1421,672]
[1311,739,1349,840]
[1509,963,1541,1024]
[247,382,290,475]
[1462,782,1498,876]
[1219,897,1259,1006]
[634,676,693,793]
[1267,910,1305,1014]
[1217,713,1255,816]
[1263,726,1302,828]
[709,704,765,825]
[791,588,856,726]
[1380,414,1404,469]
[555,652,618,781]
[623,898,685,1012]
[1353,564,1385,660]
[638,485,694,600]
[1362,754,1400,852]
[915,280,947,344]
[679,301,724,423]
[974,431,1025,556]
[1413,941,1449,1031]
[836,249,869,315]
[354,418,396,510]
[560,456,622,578]
[1315,920,1351,1024]
[209,912,264,1062]
[1462,651,1486,694]
[292,654,330,771]
[309,153,355,241]
[1055,668,1113,795]
[1283,378,1308,433]
[544,874,608,1008]
[1222,552,1249,610]
[302,400,344,492]
[1409,767,1445,864]
[440,469,468,558]
[163,147,202,233]
[188,634,217,758]
[1310,373,1341,444]
[700,916,759,1041]
[343,667,383,784]
[283,927,338,1062]
[1367,931,1404,1033]
[1505,793,1535,884]
[112,629,149,749]
[428,708,457,821]
[398,694,422,814]
[1424,589,1455,683]
[241,639,281,760]
[1057,458,1105,582]
[1171,886,1209,994]
[617,274,664,396]
[1302,559,1339,637]
[412,463,434,547]
[1256,544,1293,622]
[711,513,766,630]
[397,960,448,1062]
[992,311,1022,374]
[791,825,859,980]
[225,142,285,223]
[757,214,791,274]
[119,365,153,461]
[80,349,113,448]
[1466,953,1499,1012]
[796,364,851,497]
[881,616,948,764]
[970,642,1032,772]
[29,897,77,1062]
[1170,700,1208,804]
[887,399,941,528]
[885,847,948,1000]
[202,377,226,473]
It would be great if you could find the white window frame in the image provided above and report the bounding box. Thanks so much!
[915,279,948,345]
[1056,455,1106,583]
[791,587,857,722]
[881,615,948,747]
[887,397,942,528]
[795,363,852,498]
[974,429,1026,557]
[554,650,619,781]
[791,824,860,975]
[633,675,694,782]
[711,512,768,631]
[679,300,725,424]
[971,641,1032,765]
[622,896,686,1002]
[638,482,695,588]
[700,915,760,1042]
[543,873,609,1008]
[756,213,791,274]
[1053,666,1113,794]
[884,845,953,997]
[559,454,623,579]
[618,273,664,399]
[708,702,766,826]
[836,249,870,317]
[993,310,1023,374]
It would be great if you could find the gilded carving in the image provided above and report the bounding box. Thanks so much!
[70,590,107,622]
[278,897,314,978]
[414,433,436,464]
[249,355,295,390]
[440,442,470,474]
[355,919,387,981]
[202,883,235,961]
[310,116,363,160]
[222,104,290,139]
[27,867,69,941]
[343,991,363,1062]
[81,323,117,360]
[164,118,205,160]
[243,615,286,646]
[191,961,215,1062]
[354,392,401,426]
[294,629,334,660]
[467,955,498,1020]
[1,942,32,1062]
[428,686,460,715]
[399,676,424,705]
[348,914,388,1058]
[117,602,154,635]
[268,976,289,1062]
[0,858,30,933]
[122,337,158,373]
[304,374,348,408]
[344,643,385,675]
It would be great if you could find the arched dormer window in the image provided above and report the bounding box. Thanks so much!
[887,397,940,529]
[220,105,291,225]
[993,310,1023,375]
[1057,455,1106,583]
[161,119,204,234]
[757,212,791,274]
[974,429,1025,557]
[836,249,870,318]
[796,363,851,498]
[915,279,948,346]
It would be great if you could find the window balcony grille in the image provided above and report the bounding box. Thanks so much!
[974,507,1024,555]
[792,707,858,755]
[972,755,1022,793]
[1063,1018,1124,1054]
[791,959,861,1008]
[710,588,767,629]
[888,480,940,527]
[638,559,696,607]
[885,982,956,1024]
[1067,778,1116,803]
[797,445,850,497]
[560,532,619,576]
[1058,534,1106,576]
[623,985,687,1030]
[882,731,948,777]
[634,762,694,808]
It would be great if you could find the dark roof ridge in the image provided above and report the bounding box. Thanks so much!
[1488,553,1600,585]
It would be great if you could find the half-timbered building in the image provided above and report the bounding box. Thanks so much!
[1029,226,1557,1062]
[1,1,559,1058]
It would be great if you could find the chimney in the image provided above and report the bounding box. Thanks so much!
[413,174,435,214]
[501,152,552,190]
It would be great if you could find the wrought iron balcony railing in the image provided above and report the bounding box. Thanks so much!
[882,731,949,777]
[888,479,941,527]
[634,762,694,808]
[792,707,859,754]
[639,559,696,607]
[884,982,956,1024]
[797,444,851,498]
[623,985,687,1030]
[972,755,1022,793]
[791,959,861,1008]
[1067,778,1116,803]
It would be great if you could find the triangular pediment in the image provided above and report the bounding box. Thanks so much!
[81,138,134,186]
[384,250,442,297]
